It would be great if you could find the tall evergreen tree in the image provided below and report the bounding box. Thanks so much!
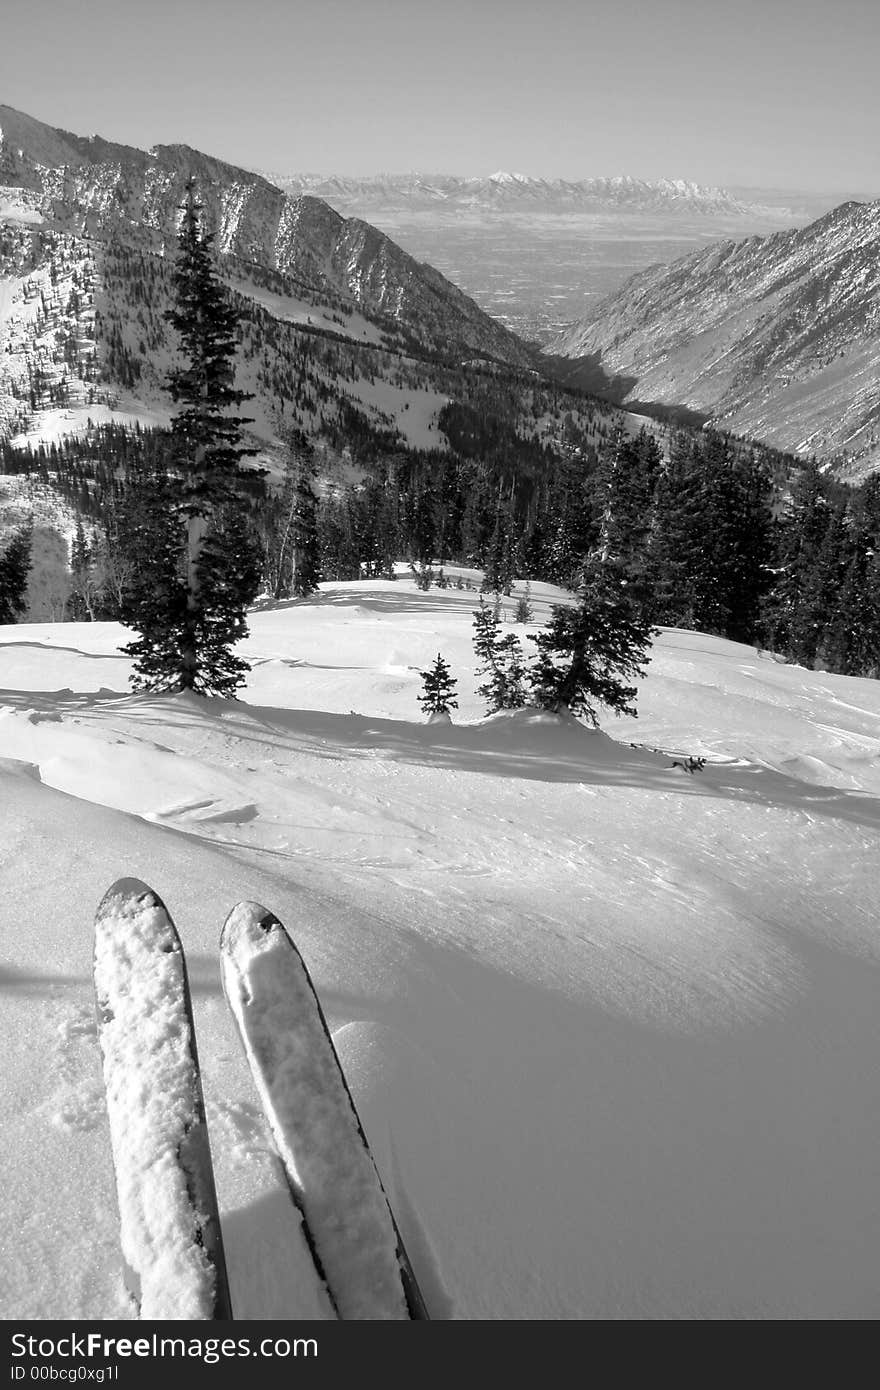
[318,489,361,581]
[594,426,662,579]
[122,185,258,695]
[400,462,437,565]
[793,495,849,668]
[821,476,880,676]
[290,452,321,598]
[0,524,33,624]
[700,439,774,643]
[646,431,773,642]
[264,442,322,599]
[263,456,298,600]
[482,491,518,595]
[67,518,98,621]
[760,462,835,662]
[353,472,398,580]
[542,450,597,586]
[646,430,706,629]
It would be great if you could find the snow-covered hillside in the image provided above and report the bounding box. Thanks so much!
[551,200,880,478]
[0,101,536,383]
[1,574,879,1319]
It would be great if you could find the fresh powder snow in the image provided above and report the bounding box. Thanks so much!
[1,571,879,1319]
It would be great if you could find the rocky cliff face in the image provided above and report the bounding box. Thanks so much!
[550,200,880,477]
[0,104,532,368]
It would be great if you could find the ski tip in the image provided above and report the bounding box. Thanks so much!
[219,902,312,977]
[96,877,162,919]
[220,901,282,951]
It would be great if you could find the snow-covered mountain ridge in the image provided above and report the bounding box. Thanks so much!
[0,104,531,367]
[263,170,777,218]
[550,199,880,478]
[0,104,548,457]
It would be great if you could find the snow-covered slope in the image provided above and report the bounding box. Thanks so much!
[0,105,558,477]
[1,574,879,1319]
[0,104,533,371]
[550,200,880,478]
[0,217,467,460]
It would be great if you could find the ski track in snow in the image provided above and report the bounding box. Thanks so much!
[1,575,880,1318]
[43,1003,105,1135]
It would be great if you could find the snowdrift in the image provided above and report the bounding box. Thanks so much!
[1,576,879,1318]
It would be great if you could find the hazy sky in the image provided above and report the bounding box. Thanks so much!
[2,0,877,192]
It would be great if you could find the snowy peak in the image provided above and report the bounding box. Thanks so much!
[0,105,270,191]
[0,104,87,174]
[263,170,766,218]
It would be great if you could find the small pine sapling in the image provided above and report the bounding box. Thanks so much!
[419,653,458,721]
[514,582,533,624]
[409,561,435,591]
[472,596,527,713]
[528,558,656,724]
[496,632,528,708]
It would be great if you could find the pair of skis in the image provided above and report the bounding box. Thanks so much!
[93,878,428,1321]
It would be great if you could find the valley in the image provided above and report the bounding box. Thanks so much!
[265,171,821,342]
[329,217,717,341]
[2,104,876,480]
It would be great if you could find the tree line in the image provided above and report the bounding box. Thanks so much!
[2,192,878,698]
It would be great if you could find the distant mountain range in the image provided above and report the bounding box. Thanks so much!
[262,170,785,220]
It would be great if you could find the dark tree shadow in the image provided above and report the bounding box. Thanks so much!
[3,685,877,835]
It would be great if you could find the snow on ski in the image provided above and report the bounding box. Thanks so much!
[221,902,429,1320]
[94,878,232,1320]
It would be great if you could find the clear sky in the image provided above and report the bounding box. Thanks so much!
[1,0,877,192]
